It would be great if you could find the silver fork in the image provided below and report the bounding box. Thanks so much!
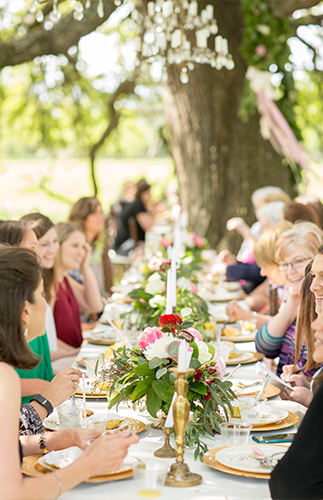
[253,451,286,470]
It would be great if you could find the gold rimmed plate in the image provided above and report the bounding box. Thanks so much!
[43,415,146,434]
[226,352,264,365]
[22,454,142,483]
[85,338,117,346]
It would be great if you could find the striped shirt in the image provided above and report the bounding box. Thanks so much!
[255,321,317,377]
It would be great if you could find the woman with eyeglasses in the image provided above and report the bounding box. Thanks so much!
[255,222,323,376]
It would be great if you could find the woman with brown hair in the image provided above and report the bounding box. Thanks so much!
[68,197,106,296]
[0,246,139,499]
[53,222,102,348]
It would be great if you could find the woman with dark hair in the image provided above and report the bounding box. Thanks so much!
[0,220,37,250]
[282,200,320,226]
[114,178,155,255]
[0,247,138,499]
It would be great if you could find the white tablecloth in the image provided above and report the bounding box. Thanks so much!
[63,337,301,500]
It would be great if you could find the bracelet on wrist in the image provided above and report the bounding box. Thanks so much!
[53,472,63,496]
[39,432,49,454]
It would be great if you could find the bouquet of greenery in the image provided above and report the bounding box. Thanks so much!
[97,312,235,459]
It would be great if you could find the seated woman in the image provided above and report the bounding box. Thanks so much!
[0,246,139,499]
[68,196,106,296]
[114,179,155,255]
[226,221,292,328]
[255,222,323,376]
[53,222,102,348]
[0,221,84,431]
[270,309,323,500]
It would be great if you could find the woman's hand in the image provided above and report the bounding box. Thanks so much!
[80,241,92,270]
[226,300,245,321]
[41,367,82,408]
[47,427,104,452]
[81,432,139,477]
[226,217,251,239]
[281,366,310,388]
[218,250,237,266]
[281,386,313,407]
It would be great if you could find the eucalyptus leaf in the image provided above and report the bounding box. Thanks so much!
[156,367,167,379]
[189,357,201,369]
[146,387,162,418]
[148,357,163,369]
[167,341,179,358]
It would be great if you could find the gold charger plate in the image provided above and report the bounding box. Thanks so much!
[44,416,146,434]
[85,338,116,346]
[208,294,246,303]
[251,411,299,432]
[22,454,138,483]
[203,445,287,479]
[236,384,281,399]
[221,334,256,342]
[226,352,264,365]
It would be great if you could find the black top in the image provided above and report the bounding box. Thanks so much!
[270,381,323,499]
[114,199,147,251]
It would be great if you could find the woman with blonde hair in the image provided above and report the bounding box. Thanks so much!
[53,222,102,348]
[255,222,323,375]
[226,220,292,327]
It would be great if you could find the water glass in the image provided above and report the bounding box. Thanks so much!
[132,462,168,498]
[219,422,252,446]
[85,357,99,379]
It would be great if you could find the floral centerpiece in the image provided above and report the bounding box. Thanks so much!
[96,312,235,459]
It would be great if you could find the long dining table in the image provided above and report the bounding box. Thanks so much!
[58,318,301,500]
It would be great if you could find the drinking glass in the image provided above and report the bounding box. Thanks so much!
[132,462,168,498]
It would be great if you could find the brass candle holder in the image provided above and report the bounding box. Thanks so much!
[165,368,202,487]
[154,426,176,458]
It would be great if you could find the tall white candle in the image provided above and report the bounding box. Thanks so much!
[171,248,177,308]
[147,1,155,16]
[166,269,172,314]
[164,391,177,428]
[188,0,198,16]
[177,340,187,372]
[167,245,172,261]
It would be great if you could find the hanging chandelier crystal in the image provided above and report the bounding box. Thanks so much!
[27,0,234,84]
[132,0,234,83]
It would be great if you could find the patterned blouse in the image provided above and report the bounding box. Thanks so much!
[19,404,44,436]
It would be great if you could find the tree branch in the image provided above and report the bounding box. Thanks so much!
[291,13,323,32]
[89,78,137,196]
[0,0,116,70]
[265,0,321,18]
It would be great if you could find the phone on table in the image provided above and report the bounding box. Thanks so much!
[252,434,294,444]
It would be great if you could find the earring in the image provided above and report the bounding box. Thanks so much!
[24,328,28,338]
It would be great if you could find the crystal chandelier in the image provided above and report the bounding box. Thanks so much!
[132,0,234,83]
[27,0,234,84]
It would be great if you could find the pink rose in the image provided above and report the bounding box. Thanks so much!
[256,44,266,57]
[212,352,226,378]
[147,256,163,271]
[138,327,163,349]
[193,235,204,248]
[190,281,198,294]
[160,237,173,248]
[181,327,203,342]
[166,338,193,358]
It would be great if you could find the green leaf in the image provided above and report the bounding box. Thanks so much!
[139,291,153,301]
[167,341,179,358]
[146,387,162,418]
[180,320,194,329]
[152,378,174,403]
[190,340,199,359]
[156,367,167,379]
[189,357,201,369]
[190,381,208,395]
[133,362,155,376]
[131,376,154,400]
[207,343,215,356]
[148,357,163,369]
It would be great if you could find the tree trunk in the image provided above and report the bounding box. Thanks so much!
[164,0,294,249]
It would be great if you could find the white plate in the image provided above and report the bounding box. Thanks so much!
[231,379,263,395]
[39,448,139,473]
[216,444,289,474]
[227,351,254,363]
[230,405,289,426]
[43,411,123,431]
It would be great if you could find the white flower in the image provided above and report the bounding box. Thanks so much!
[177,277,191,291]
[148,272,161,282]
[195,339,212,364]
[185,232,195,247]
[255,24,271,36]
[144,334,175,361]
[149,295,166,308]
[145,279,165,295]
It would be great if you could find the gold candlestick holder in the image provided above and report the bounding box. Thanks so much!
[154,427,176,458]
[165,368,202,487]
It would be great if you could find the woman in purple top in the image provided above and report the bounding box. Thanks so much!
[255,222,323,376]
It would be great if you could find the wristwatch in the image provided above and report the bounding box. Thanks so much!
[30,394,53,416]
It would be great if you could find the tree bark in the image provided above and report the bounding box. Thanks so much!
[266,0,320,18]
[164,0,294,249]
